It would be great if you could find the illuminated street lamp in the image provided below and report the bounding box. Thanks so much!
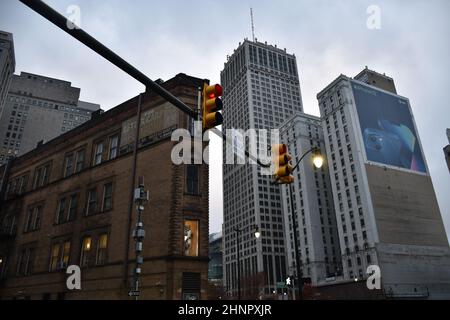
[312,149,324,169]
[235,225,260,300]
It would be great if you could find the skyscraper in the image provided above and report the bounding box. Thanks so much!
[317,68,450,298]
[279,112,342,286]
[0,31,15,119]
[444,128,450,172]
[221,39,303,297]
[0,72,100,164]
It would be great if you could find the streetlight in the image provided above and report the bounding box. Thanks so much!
[234,225,260,300]
[272,146,324,300]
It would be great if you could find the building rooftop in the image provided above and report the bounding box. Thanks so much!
[6,73,205,167]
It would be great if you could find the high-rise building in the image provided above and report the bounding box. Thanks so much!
[279,112,342,286]
[317,68,450,298]
[208,232,223,283]
[0,31,15,119]
[0,72,100,164]
[444,129,450,172]
[354,66,397,94]
[221,39,303,297]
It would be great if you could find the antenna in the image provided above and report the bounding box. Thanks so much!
[250,7,255,42]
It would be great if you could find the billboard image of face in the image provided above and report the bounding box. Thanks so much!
[351,81,426,173]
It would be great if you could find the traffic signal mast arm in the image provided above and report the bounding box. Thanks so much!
[272,146,322,184]
[19,0,196,119]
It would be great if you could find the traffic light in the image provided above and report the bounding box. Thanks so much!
[202,83,223,130]
[272,144,294,184]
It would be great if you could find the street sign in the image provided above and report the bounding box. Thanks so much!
[128,290,140,297]
[276,281,286,289]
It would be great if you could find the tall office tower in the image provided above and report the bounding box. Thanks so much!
[279,112,342,286]
[444,129,450,172]
[221,39,303,298]
[0,72,100,163]
[0,31,15,119]
[317,68,450,298]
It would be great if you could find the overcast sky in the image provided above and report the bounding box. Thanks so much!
[1,0,449,238]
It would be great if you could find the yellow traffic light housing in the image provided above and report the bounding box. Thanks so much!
[272,144,294,184]
[202,83,223,130]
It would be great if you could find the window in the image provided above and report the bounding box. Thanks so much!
[64,154,74,177]
[17,247,35,276]
[68,194,78,221]
[49,243,60,271]
[75,149,85,173]
[86,188,97,216]
[186,165,200,195]
[93,142,104,166]
[33,163,51,189]
[80,237,92,267]
[24,206,42,233]
[108,135,119,160]
[56,194,77,224]
[96,234,108,265]
[55,198,66,225]
[184,220,199,256]
[102,183,113,211]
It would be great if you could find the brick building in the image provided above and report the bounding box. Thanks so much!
[0,73,210,300]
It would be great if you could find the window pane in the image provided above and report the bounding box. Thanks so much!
[76,149,85,172]
[68,194,77,221]
[94,143,103,165]
[96,234,108,265]
[50,243,60,271]
[56,198,66,224]
[62,241,71,265]
[87,188,97,215]
[109,135,119,160]
[186,165,199,195]
[103,183,113,211]
[34,206,41,230]
[25,208,33,232]
[65,154,74,177]
[81,237,92,267]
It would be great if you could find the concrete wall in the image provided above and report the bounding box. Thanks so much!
[377,243,450,299]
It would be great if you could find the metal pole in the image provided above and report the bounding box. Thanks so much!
[289,183,303,300]
[132,176,147,300]
[236,228,241,300]
[124,93,143,286]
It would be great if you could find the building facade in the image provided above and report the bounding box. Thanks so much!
[0,72,100,164]
[0,73,210,300]
[0,31,15,120]
[354,67,397,94]
[317,69,450,298]
[445,129,450,173]
[279,112,342,286]
[221,39,303,297]
[208,232,223,283]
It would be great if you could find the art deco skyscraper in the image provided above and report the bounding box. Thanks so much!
[317,68,450,298]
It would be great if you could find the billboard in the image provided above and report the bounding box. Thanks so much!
[351,81,426,173]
